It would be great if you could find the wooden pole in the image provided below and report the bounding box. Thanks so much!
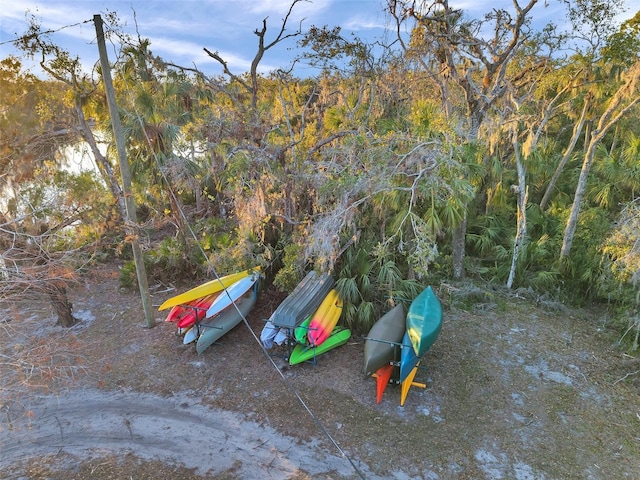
[94,14,155,328]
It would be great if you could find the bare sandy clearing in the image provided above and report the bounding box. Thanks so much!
[2,266,640,479]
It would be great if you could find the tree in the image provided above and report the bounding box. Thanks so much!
[561,59,640,257]
[0,57,76,193]
[388,0,543,278]
[603,197,640,350]
[14,19,127,218]
[2,15,153,327]
[0,55,84,327]
[0,168,111,327]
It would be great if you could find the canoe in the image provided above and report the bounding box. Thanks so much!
[307,289,343,347]
[289,327,351,365]
[267,271,334,329]
[406,285,442,358]
[196,291,258,354]
[175,293,218,329]
[205,272,260,319]
[363,304,406,376]
[158,267,259,311]
[399,331,419,383]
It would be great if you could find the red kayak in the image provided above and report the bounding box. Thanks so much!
[166,293,219,328]
[176,293,218,329]
[165,304,187,322]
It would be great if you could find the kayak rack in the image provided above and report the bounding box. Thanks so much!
[263,326,296,359]
[174,304,209,336]
[186,282,259,336]
[364,338,428,406]
[265,328,320,366]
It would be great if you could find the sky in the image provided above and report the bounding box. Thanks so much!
[0,0,638,78]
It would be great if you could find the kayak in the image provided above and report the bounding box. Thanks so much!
[196,291,258,354]
[375,364,395,404]
[400,361,421,406]
[289,327,351,366]
[164,293,217,323]
[399,331,419,383]
[175,293,218,329]
[294,315,312,345]
[307,289,343,347]
[266,271,334,329]
[158,267,259,311]
[182,324,200,344]
[363,304,406,376]
[184,275,259,344]
[205,272,260,319]
[165,304,185,322]
[406,285,442,358]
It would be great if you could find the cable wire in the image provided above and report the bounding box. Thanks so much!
[0,19,93,47]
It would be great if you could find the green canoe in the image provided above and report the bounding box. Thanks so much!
[406,285,442,358]
[363,304,406,376]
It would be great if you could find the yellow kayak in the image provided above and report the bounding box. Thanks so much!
[158,267,260,311]
[307,289,343,346]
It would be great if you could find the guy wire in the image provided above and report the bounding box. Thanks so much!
[117,43,367,479]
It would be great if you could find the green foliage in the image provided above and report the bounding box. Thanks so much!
[600,200,640,319]
[408,99,453,137]
[118,260,137,290]
[8,3,640,347]
[334,245,423,334]
[554,208,615,304]
[141,236,206,286]
[602,11,640,66]
[273,242,306,292]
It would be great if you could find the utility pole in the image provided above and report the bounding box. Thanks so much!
[94,14,155,328]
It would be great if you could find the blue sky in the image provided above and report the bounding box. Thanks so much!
[1,0,637,78]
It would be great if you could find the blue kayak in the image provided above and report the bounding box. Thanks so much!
[399,331,419,382]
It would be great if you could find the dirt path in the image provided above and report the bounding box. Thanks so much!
[1,388,373,479]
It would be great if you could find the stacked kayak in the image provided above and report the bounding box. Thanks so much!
[288,288,350,365]
[159,268,261,352]
[259,271,349,365]
[363,285,442,405]
[307,289,343,346]
[363,304,405,376]
[196,291,257,354]
[266,271,334,329]
[260,271,334,349]
[289,327,351,365]
[164,292,219,330]
[158,267,258,311]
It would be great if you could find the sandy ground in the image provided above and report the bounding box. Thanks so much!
[2,267,640,479]
[1,388,373,479]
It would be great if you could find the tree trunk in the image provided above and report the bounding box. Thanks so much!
[451,215,467,279]
[507,130,528,289]
[560,139,597,257]
[48,283,78,327]
[561,62,640,257]
[74,97,127,218]
[540,95,590,210]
